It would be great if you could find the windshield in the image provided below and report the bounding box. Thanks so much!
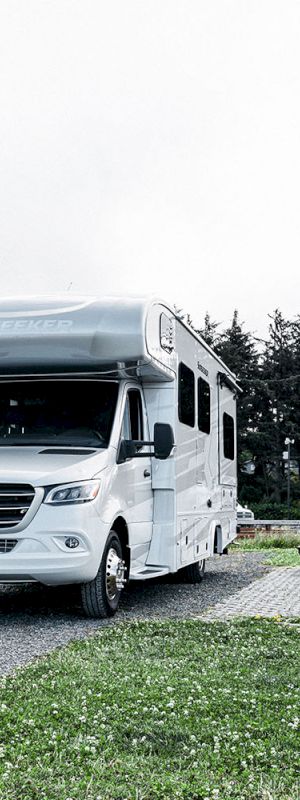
[0,381,119,447]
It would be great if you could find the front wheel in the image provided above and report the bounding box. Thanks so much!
[178,559,205,583]
[80,531,126,618]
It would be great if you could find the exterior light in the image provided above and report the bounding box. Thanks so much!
[65,537,80,549]
[44,480,100,505]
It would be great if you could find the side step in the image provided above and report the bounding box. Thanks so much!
[130,566,170,581]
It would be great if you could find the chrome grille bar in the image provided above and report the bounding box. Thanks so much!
[0,484,35,528]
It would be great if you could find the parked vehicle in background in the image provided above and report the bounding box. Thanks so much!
[236,501,254,534]
[0,296,239,617]
[236,502,254,521]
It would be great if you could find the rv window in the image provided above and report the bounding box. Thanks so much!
[122,390,144,441]
[223,412,234,460]
[0,381,118,447]
[198,378,210,434]
[178,363,195,427]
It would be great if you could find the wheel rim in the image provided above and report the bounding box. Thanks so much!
[105,547,125,601]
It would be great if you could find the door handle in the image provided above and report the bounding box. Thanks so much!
[143,469,151,478]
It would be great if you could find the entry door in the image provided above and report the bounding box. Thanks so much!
[218,381,237,487]
[117,388,153,526]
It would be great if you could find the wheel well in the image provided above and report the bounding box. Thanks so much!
[111,517,130,572]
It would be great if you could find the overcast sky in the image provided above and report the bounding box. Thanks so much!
[0,1,299,338]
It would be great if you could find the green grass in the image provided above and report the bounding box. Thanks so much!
[263,548,300,567]
[231,536,300,566]
[1,619,300,800]
[234,532,300,550]
[231,533,300,566]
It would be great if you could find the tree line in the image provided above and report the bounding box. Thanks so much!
[184,308,300,515]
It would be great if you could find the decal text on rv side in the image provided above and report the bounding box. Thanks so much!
[0,319,73,333]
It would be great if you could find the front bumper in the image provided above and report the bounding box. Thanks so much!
[0,501,105,585]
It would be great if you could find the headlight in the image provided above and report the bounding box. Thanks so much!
[43,480,101,505]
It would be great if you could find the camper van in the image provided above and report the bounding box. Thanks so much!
[0,296,238,617]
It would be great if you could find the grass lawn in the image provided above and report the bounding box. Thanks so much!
[263,548,300,567]
[232,541,300,567]
[0,619,299,800]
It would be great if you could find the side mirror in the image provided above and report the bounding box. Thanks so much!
[153,423,174,460]
[117,423,175,463]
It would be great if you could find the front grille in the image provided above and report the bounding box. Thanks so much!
[0,539,18,553]
[0,484,35,528]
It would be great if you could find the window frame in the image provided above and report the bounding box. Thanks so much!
[197,376,211,435]
[223,411,235,460]
[121,388,144,445]
[178,362,195,428]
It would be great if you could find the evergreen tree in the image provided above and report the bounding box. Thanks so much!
[213,310,261,502]
[259,310,295,503]
[196,312,220,348]
[289,315,300,489]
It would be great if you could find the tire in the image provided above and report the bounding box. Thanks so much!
[177,559,205,584]
[80,531,125,618]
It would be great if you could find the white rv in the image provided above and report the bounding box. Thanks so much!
[0,296,238,617]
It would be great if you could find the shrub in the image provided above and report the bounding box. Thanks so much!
[235,531,300,550]
[254,531,300,549]
[231,531,300,552]
[251,502,300,520]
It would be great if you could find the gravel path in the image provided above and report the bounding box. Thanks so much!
[0,552,270,675]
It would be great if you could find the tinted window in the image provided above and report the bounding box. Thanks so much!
[122,390,143,441]
[0,381,118,447]
[198,378,210,434]
[223,412,234,460]
[178,363,195,427]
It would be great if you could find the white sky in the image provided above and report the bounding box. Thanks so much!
[0,0,299,338]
